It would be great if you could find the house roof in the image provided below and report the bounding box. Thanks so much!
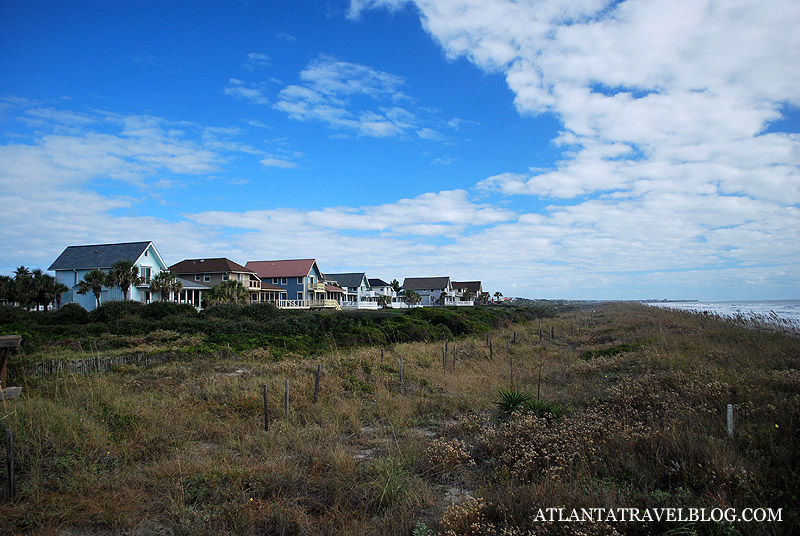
[260,282,287,292]
[403,277,451,290]
[368,278,391,288]
[170,258,252,274]
[325,272,367,289]
[175,277,212,290]
[325,284,346,294]
[452,281,482,293]
[245,259,317,279]
[49,241,155,271]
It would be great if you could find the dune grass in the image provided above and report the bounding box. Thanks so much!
[0,302,797,535]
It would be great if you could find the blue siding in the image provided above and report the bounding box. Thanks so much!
[52,242,168,311]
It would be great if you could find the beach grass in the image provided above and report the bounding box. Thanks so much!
[0,302,797,535]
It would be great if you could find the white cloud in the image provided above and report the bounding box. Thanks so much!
[274,56,443,138]
[261,157,297,168]
[345,0,800,297]
[223,78,269,105]
[244,52,271,70]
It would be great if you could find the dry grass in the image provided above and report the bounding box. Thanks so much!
[1,302,797,535]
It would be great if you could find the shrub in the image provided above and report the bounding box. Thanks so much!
[47,303,89,325]
[88,300,143,323]
[139,301,198,321]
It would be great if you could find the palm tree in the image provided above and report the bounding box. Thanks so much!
[108,260,142,301]
[54,281,69,309]
[0,275,13,305]
[31,269,58,311]
[76,269,109,309]
[493,291,503,304]
[377,295,391,309]
[13,266,33,308]
[403,289,422,306]
[150,271,182,301]
[208,280,248,305]
[390,279,402,293]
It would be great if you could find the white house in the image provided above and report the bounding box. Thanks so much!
[325,272,378,309]
[402,276,457,306]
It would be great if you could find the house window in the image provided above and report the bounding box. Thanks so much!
[222,273,230,281]
[297,277,303,284]
[204,274,210,282]
[281,278,287,285]
[195,274,200,281]
[141,266,152,284]
[297,292,303,301]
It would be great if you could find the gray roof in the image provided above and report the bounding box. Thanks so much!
[452,281,482,293]
[49,241,153,271]
[176,277,211,290]
[403,277,451,290]
[325,272,368,289]
[368,278,391,288]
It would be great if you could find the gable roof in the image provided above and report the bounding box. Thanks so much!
[170,258,253,274]
[452,281,482,293]
[403,277,451,290]
[245,259,317,279]
[368,278,391,288]
[325,284,345,294]
[49,241,156,271]
[325,272,367,289]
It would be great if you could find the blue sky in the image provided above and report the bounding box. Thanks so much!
[1,0,799,300]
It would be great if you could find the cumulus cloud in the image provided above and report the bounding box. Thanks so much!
[350,0,800,296]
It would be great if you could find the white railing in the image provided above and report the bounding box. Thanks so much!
[443,300,474,307]
[277,299,341,309]
[341,301,379,310]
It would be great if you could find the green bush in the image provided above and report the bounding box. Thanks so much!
[139,301,198,321]
[88,300,143,323]
[48,303,89,324]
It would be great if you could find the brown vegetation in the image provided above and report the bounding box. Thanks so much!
[1,302,797,535]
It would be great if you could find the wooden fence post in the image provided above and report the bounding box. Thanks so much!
[313,364,322,403]
[452,345,456,371]
[284,379,290,421]
[380,347,384,364]
[5,428,14,500]
[442,346,446,372]
[489,340,493,360]
[262,385,268,432]
[727,404,734,438]
[399,357,404,389]
[509,343,514,388]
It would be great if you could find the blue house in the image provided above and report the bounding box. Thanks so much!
[245,259,338,309]
[48,241,168,311]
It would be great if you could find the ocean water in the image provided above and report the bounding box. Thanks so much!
[646,300,800,325]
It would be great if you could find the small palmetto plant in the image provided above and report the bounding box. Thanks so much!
[495,387,532,416]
